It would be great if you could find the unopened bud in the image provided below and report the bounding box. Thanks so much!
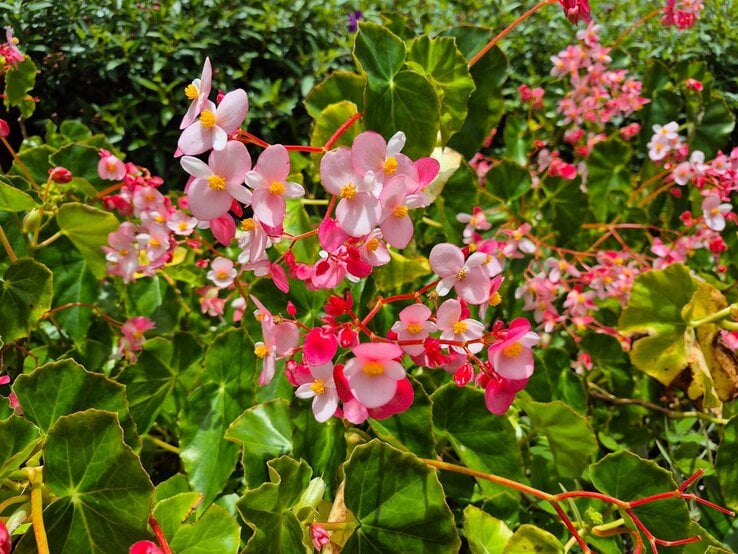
[22,208,41,234]
[0,118,9,137]
[49,166,73,183]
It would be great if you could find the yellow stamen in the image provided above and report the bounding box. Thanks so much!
[502,342,523,358]
[208,175,226,191]
[185,83,199,100]
[311,379,326,395]
[393,205,408,218]
[149,238,160,248]
[407,323,423,335]
[178,222,189,231]
[456,267,468,280]
[107,161,118,173]
[200,110,216,129]
[711,208,720,216]
[365,238,379,252]
[269,181,285,195]
[453,321,467,335]
[340,183,356,199]
[154,215,165,223]
[241,218,256,231]
[363,361,385,376]
[254,344,268,358]
[468,243,477,252]
[384,156,398,176]
[215,270,229,281]
[489,292,502,306]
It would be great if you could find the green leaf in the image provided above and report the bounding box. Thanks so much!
[343,440,460,553]
[154,493,240,554]
[586,138,632,221]
[485,158,531,203]
[179,383,241,506]
[590,451,692,545]
[13,359,140,449]
[407,35,475,142]
[431,384,524,501]
[353,22,406,82]
[309,101,360,150]
[373,250,431,293]
[369,377,436,458]
[4,57,37,116]
[716,416,738,510]
[618,264,696,385]
[0,177,39,211]
[0,258,53,343]
[463,505,512,554]
[49,143,106,189]
[0,415,40,478]
[225,400,294,488]
[118,333,203,434]
[305,71,365,119]
[56,202,120,279]
[502,525,564,553]
[236,456,313,553]
[33,410,153,554]
[291,408,346,496]
[364,70,440,159]
[201,328,256,402]
[37,237,98,345]
[520,399,598,480]
[448,46,507,157]
[10,144,54,185]
[688,93,735,158]
[546,176,589,244]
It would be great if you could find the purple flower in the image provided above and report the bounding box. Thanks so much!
[347,10,362,33]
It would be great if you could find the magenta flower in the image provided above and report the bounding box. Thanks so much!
[303,327,338,366]
[558,0,591,24]
[485,376,528,415]
[488,318,540,380]
[246,145,305,228]
[295,362,339,422]
[343,342,405,409]
[391,304,437,356]
[180,140,252,221]
[429,243,491,305]
[320,147,381,237]
[181,57,212,129]
[436,299,485,354]
[177,89,248,155]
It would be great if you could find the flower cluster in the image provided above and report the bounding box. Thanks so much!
[662,0,703,30]
[0,27,24,70]
[552,22,649,130]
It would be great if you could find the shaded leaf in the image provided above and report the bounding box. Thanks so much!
[0,258,53,343]
[56,202,120,279]
[353,22,405,81]
[463,505,512,554]
[305,71,365,119]
[310,101,360,150]
[0,177,39,211]
[0,415,40,478]
[485,158,531,203]
[715,416,738,510]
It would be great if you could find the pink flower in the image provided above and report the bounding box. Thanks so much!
[343,342,405,409]
[320,147,380,237]
[246,145,305,228]
[559,0,591,24]
[429,243,491,305]
[197,285,226,317]
[391,304,437,356]
[2,27,24,67]
[130,541,164,554]
[379,176,418,249]
[180,140,252,221]
[295,362,339,422]
[181,57,212,129]
[303,327,339,366]
[254,313,299,385]
[436,299,485,354]
[484,375,528,415]
[352,131,413,183]
[0,519,11,554]
[207,257,237,288]
[98,150,127,181]
[177,89,248,155]
[488,318,540,380]
[310,524,331,551]
[702,194,732,231]
[118,317,155,362]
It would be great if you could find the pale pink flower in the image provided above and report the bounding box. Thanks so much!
[177,89,248,155]
[98,150,127,181]
[391,304,437,356]
[197,286,226,317]
[181,140,252,221]
[254,315,299,385]
[207,257,237,288]
[117,316,155,362]
[429,243,491,305]
[295,362,339,422]
[104,222,141,283]
[358,230,391,266]
[167,211,198,236]
[320,147,380,237]
[436,299,485,354]
[379,175,418,249]
[246,145,305,228]
[488,318,540,380]
[352,131,413,183]
[181,57,212,129]
[456,207,491,244]
[702,194,732,231]
[237,217,270,265]
[672,161,694,186]
[343,342,405,409]
[562,287,597,318]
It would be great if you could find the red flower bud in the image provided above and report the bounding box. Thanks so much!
[0,118,9,138]
[49,166,73,183]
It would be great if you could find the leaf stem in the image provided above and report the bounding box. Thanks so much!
[143,435,181,454]
[469,0,557,67]
[26,467,49,554]
[612,8,663,49]
[688,302,738,328]
[0,135,40,192]
[0,223,18,261]
[35,230,63,249]
[0,494,29,513]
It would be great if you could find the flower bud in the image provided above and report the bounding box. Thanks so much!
[0,118,9,137]
[49,166,73,183]
[22,208,42,234]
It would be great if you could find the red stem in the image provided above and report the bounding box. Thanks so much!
[148,515,173,554]
[324,112,363,151]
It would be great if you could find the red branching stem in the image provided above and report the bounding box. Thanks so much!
[551,502,592,553]
[148,515,173,554]
[95,182,125,200]
[324,112,363,151]
[237,129,270,147]
[284,145,325,153]
[677,468,704,492]
[681,493,736,516]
